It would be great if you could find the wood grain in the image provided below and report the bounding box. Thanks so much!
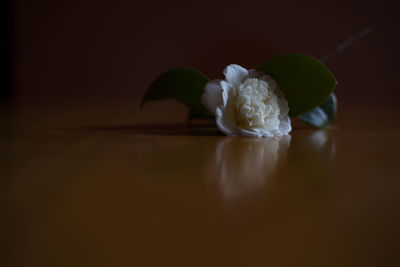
[1,99,399,267]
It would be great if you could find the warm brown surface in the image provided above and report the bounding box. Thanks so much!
[1,100,400,267]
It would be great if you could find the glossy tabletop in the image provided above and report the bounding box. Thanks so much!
[1,99,399,267]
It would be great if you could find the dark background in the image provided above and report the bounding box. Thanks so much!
[4,0,400,106]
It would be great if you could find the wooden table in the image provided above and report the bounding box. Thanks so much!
[1,99,399,267]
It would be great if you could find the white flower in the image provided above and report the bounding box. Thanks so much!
[201,64,292,137]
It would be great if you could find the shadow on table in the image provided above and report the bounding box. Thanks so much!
[80,124,223,136]
[79,120,321,136]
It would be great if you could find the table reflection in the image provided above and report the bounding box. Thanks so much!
[206,136,291,200]
[288,129,336,164]
[307,129,336,160]
[206,130,336,201]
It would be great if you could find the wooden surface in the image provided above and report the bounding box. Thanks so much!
[1,99,399,267]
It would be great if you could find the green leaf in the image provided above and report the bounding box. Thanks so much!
[258,53,337,117]
[298,93,337,128]
[141,67,213,117]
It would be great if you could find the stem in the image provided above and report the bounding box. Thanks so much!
[320,27,372,63]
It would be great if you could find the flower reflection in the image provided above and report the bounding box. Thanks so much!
[304,129,336,161]
[206,136,291,200]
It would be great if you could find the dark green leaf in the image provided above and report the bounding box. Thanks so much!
[298,93,337,128]
[258,53,337,117]
[141,68,213,117]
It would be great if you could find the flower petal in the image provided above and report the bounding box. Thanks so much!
[259,74,280,96]
[237,128,264,138]
[277,94,290,121]
[258,128,278,137]
[201,79,223,115]
[220,81,232,107]
[276,88,292,135]
[215,107,236,136]
[223,64,248,87]
[279,115,292,134]
[210,65,292,137]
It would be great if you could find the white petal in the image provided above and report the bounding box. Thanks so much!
[279,116,292,134]
[276,89,291,135]
[223,64,248,87]
[237,128,263,138]
[259,74,278,92]
[201,80,223,115]
[257,129,277,137]
[215,107,236,136]
[220,81,232,107]
[278,96,290,119]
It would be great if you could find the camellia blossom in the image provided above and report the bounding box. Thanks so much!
[201,64,292,137]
